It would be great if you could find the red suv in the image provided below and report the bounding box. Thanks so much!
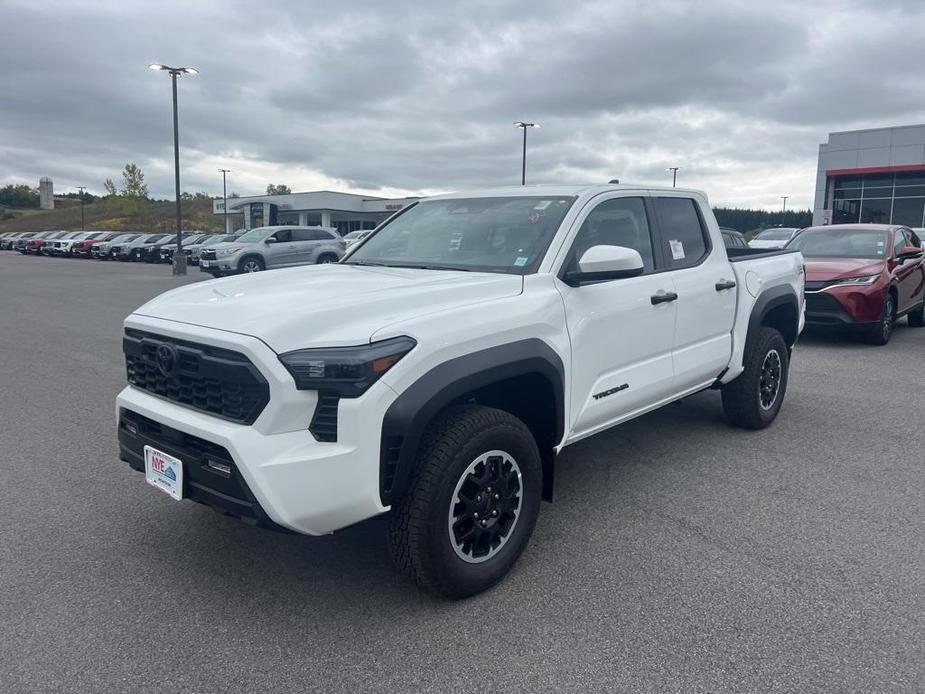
[789,224,925,344]
[73,232,120,257]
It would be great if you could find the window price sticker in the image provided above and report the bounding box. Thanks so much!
[669,240,685,260]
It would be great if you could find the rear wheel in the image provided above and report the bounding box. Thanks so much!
[722,327,789,430]
[389,405,542,599]
[316,253,338,264]
[866,294,895,345]
[239,256,264,273]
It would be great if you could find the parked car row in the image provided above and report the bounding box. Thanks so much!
[0,225,349,274]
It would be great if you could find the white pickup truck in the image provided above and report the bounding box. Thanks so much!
[116,184,805,598]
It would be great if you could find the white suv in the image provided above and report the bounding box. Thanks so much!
[117,184,805,598]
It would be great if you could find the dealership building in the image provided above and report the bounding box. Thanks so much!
[813,123,925,228]
[213,190,420,234]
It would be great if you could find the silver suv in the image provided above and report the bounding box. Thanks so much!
[198,226,345,276]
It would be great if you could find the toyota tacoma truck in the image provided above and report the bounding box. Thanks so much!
[116,184,805,598]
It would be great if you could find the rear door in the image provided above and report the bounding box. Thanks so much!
[651,195,736,391]
[556,194,679,439]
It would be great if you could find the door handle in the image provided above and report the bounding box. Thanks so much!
[650,291,678,305]
[715,280,737,291]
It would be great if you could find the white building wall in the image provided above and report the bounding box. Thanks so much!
[814,124,925,225]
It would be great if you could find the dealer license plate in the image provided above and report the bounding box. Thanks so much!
[144,445,183,501]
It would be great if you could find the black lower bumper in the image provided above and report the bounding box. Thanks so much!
[118,408,286,531]
[804,292,867,327]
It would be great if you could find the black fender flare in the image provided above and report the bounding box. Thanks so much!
[747,283,800,350]
[379,339,565,506]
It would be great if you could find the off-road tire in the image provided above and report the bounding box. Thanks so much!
[388,405,542,599]
[721,327,789,430]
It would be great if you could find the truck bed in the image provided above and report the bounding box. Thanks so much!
[726,247,801,262]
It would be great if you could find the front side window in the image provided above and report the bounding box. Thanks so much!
[271,229,292,243]
[566,197,655,272]
[347,196,577,274]
[653,197,709,269]
[893,230,908,256]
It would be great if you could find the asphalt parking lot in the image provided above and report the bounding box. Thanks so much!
[0,253,922,693]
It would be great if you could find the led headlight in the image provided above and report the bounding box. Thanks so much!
[830,274,879,286]
[278,336,416,397]
[216,246,242,256]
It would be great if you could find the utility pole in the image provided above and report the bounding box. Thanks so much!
[219,169,231,233]
[76,186,87,230]
[781,196,789,213]
[149,63,198,275]
[666,167,680,187]
[514,122,539,185]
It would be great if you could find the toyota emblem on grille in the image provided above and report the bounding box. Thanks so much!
[155,344,179,377]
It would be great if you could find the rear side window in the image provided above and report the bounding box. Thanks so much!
[653,197,709,268]
[293,229,337,241]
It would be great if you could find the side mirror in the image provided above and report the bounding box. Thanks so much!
[563,245,645,286]
[897,246,922,262]
[265,237,277,244]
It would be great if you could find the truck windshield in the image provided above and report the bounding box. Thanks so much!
[346,196,577,273]
[786,229,890,259]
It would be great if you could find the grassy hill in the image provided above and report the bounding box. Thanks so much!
[0,198,224,234]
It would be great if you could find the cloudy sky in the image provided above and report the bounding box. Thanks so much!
[2,0,925,209]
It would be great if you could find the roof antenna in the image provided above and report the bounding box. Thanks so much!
[608,179,619,184]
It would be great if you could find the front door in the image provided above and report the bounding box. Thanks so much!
[891,228,925,312]
[557,195,678,441]
[265,228,296,267]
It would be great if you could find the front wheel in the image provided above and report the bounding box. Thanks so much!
[721,327,790,430]
[866,294,895,345]
[239,256,264,273]
[389,405,542,599]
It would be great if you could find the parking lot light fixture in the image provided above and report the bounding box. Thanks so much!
[781,195,790,213]
[514,122,539,186]
[148,62,197,276]
[666,167,680,187]
[76,186,87,230]
[219,169,231,233]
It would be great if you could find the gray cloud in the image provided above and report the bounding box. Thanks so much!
[2,0,925,209]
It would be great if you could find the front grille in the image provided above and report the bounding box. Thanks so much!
[199,249,217,261]
[805,292,844,312]
[123,329,270,424]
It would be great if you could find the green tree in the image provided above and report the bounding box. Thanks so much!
[0,184,40,207]
[121,163,149,199]
[103,178,118,197]
[266,184,291,195]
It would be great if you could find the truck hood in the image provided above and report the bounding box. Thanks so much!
[132,264,524,353]
[804,257,885,282]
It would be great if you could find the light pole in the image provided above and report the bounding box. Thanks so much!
[781,195,789,213]
[514,121,539,185]
[75,186,86,230]
[666,167,680,187]
[219,169,231,233]
[149,63,198,275]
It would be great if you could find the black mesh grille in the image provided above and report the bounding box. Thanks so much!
[805,292,844,312]
[124,329,269,424]
[309,392,339,442]
[199,249,217,261]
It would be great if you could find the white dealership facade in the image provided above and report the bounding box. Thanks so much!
[813,123,925,227]
[213,190,419,234]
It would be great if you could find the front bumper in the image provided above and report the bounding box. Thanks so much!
[115,316,394,535]
[804,285,885,326]
[199,255,239,273]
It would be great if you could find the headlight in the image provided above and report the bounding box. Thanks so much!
[278,336,416,397]
[216,246,242,256]
[830,274,880,286]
